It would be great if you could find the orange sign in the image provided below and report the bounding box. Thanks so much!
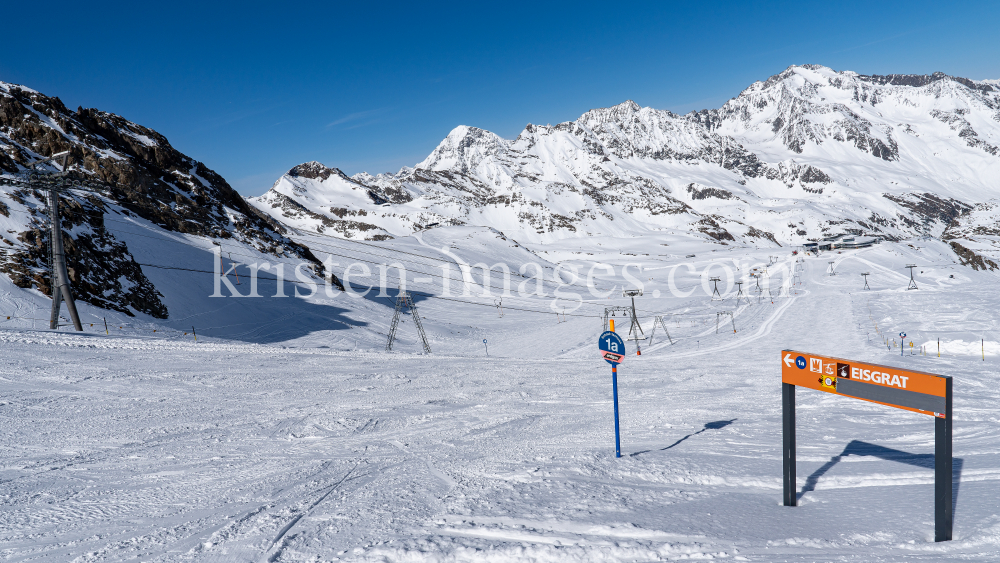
[781,350,948,417]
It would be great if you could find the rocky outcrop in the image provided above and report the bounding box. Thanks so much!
[0,81,330,317]
[949,241,998,271]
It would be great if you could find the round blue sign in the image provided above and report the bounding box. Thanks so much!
[599,331,626,365]
[899,332,906,338]
[483,339,487,343]
[795,355,807,369]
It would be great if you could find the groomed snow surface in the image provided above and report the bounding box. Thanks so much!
[2,239,999,562]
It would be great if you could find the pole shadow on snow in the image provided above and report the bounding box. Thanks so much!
[630,419,736,457]
[798,439,963,516]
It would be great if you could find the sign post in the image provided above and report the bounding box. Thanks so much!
[599,320,626,458]
[900,332,906,357]
[781,350,953,541]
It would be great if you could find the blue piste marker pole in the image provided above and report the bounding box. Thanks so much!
[611,362,621,458]
[610,319,621,458]
[599,321,626,458]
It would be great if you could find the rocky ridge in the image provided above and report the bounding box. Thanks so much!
[0,81,325,317]
[252,65,1000,250]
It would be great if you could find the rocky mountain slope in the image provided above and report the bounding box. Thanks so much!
[943,199,1000,270]
[0,81,324,318]
[251,65,1000,249]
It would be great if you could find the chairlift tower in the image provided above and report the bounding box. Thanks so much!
[602,306,632,332]
[734,281,749,306]
[385,288,431,353]
[862,272,871,290]
[709,276,723,301]
[649,315,674,345]
[906,264,918,290]
[622,289,645,342]
[22,152,84,331]
[828,261,837,276]
[716,311,736,334]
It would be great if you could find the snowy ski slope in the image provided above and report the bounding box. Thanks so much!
[1,238,999,561]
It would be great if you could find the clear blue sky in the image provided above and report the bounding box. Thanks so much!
[3,1,998,195]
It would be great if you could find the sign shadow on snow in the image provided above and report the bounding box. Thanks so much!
[630,419,736,457]
[798,439,963,516]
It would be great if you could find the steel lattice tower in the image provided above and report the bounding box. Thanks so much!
[385,289,431,353]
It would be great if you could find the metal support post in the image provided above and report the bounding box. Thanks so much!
[783,382,796,507]
[935,378,953,542]
[46,187,82,331]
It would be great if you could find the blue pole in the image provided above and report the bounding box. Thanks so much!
[901,337,904,357]
[612,364,621,458]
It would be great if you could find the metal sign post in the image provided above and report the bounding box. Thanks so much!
[599,320,626,458]
[781,350,953,541]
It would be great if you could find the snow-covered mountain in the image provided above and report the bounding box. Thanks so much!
[251,65,1000,249]
[0,81,325,318]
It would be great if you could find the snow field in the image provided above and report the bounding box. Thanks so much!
[0,239,999,561]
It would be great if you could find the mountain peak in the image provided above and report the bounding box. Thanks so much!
[288,161,344,181]
[415,125,509,173]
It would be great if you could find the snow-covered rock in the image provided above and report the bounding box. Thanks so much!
[253,65,1000,249]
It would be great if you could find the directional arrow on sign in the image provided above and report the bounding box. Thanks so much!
[784,353,795,368]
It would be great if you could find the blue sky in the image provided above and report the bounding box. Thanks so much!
[3,1,998,195]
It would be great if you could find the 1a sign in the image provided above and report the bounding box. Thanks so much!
[599,331,626,364]
[780,350,953,542]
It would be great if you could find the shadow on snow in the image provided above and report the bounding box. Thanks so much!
[798,439,963,517]
[630,419,737,457]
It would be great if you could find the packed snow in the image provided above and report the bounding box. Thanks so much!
[1,232,999,562]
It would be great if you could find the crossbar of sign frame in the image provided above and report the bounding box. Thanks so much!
[781,350,948,417]
[780,350,953,542]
